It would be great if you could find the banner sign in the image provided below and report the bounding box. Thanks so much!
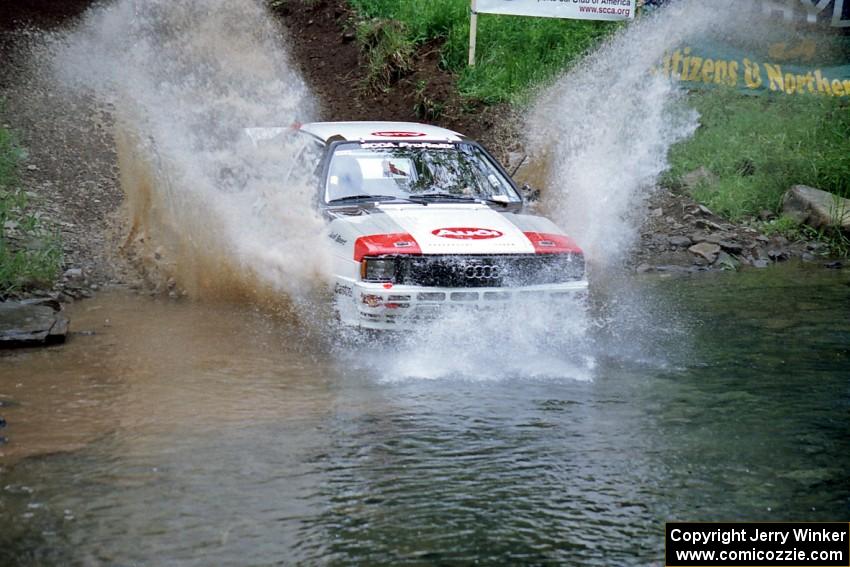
[657,37,850,98]
[643,0,850,28]
[476,0,637,21]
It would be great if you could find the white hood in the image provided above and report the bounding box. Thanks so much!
[379,204,535,254]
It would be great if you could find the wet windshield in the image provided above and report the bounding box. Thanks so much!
[324,142,521,204]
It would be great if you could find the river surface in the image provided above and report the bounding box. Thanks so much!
[1,263,848,566]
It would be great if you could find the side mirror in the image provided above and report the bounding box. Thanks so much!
[521,183,541,202]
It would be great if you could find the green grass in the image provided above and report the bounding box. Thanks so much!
[666,89,850,220]
[0,126,62,295]
[355,18,415,90]
[348,0,614,102]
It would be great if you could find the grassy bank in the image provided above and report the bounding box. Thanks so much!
[348,0,614,102]
[666,89,850,221]
[0,125,61,296]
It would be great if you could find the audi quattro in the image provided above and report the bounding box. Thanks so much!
[290,121,588,330]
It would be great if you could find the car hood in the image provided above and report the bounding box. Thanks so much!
[329,203,573,255]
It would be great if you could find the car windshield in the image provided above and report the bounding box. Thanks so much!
[324,142,521,204]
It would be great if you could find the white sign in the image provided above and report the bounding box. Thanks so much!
[476,0,637,21]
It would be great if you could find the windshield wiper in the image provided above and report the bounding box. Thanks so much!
[408,192,477,203]
[482,197,513,207]
[328,194,409,205]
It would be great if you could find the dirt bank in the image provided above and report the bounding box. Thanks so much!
[275,0,520,159]
[1,1,132,301]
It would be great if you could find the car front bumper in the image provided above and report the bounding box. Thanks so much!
[334,278,589,330]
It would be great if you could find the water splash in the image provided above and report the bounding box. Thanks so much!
[334,297,597,382]
[53,0,330,304]
[525,0,765,267]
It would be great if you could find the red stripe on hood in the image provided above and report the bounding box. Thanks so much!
[354,233,422,261]
[524,232,584,255]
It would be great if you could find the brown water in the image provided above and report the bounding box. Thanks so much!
[1,263,849,565]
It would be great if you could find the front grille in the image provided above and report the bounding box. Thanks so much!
[395,254,584,288]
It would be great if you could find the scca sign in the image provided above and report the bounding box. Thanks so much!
[476,0,636,21]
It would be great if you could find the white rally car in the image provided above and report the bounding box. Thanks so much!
[283,121,587,330]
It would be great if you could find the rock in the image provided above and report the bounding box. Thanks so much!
[699,233,726,245]
[715,252,740,271]
[801,253,816,262]
[752,259,771,269]
[718,240,743,254]
[756,235,769,243]
[768,249,789,262]
[636,263,652,273]
[751,247,770,261]
[648,234,668,248]
[681,167,718,192]
[0,299,69,348]
[26,164,38,171]
[342,30,356,43]
[689,242,721,263]
[669,235,692,248]
[825,261,843,270]
[694,218,726,232]
[0,417,5,428]
[696,204,713,216]
[650,207,663,218]
[63,268,83,280]
[781,185,850,231]
[758,209,777,221]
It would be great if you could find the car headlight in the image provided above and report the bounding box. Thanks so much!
[361,258,397,282]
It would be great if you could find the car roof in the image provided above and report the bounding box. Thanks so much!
[299,121,466,143]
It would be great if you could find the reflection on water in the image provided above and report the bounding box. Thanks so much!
[1,264,848,565]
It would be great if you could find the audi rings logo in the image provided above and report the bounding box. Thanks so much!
[459,263,500,280]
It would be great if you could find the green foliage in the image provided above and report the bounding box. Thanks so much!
[760,215,803,237]
[667,89,850,220]
[348,0,614,102]
[356,18,415,90]
[0,127,62,295]
[800,224,850,257]
[413,79,444,121]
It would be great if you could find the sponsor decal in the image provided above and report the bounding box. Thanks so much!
[362,142,453,150]
[334,283,353,297]
[328,232,347,245]
[371,131,427,138]
[431,227,504,240]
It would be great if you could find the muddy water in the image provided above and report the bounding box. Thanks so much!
[1,264,849,565]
